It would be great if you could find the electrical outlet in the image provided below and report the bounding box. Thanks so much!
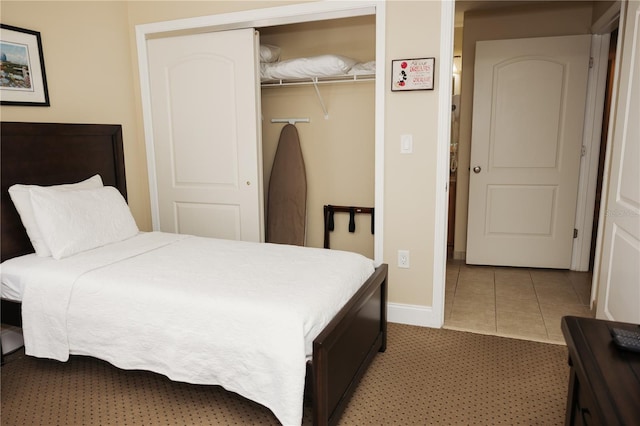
[398,250,410,269]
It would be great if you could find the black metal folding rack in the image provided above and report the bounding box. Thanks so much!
[323,204,374,249]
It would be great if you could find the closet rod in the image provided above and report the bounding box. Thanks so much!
[270,118,310,125]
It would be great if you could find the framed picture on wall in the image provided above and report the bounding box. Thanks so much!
[391,57,435,91]
[0,24,50,106]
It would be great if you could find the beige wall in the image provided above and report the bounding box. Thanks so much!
[453,2,594,259]
[1,1,444,311]
[0,1,149,229]
[125,1,296,25]
[384,2,442,306]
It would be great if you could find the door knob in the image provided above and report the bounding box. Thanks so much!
[473,166,481,173]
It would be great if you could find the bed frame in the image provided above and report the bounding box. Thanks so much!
[0,121,388,426]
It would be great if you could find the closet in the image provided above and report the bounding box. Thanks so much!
[259,16,376,258]
[143,11,377,259]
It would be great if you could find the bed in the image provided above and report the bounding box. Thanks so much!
[0,121,388,426]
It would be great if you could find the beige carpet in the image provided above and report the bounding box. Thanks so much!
[1,323,569,425]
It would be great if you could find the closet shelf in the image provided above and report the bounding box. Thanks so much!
[260,73,375,88]
[261,73,375,120]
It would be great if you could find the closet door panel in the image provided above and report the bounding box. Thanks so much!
[147,29,263,242]
[168,57,238,186]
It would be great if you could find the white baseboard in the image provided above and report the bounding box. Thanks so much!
[387,302,442,328]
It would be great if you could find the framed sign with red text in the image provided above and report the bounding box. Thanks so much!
[391,58,435,91]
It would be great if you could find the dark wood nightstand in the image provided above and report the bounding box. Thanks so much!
[561,316,640,425]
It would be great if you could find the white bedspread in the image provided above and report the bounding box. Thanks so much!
[18,232,375,425]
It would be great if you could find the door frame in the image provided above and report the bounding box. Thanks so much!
[571,33,611,272]
[573,0,622,272]
[136,1,387,267]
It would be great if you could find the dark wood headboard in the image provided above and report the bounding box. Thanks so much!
[1,122,127,262]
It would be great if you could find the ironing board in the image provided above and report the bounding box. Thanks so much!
[267,124,307,245]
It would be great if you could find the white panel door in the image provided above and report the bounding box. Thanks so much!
[147,29,263,242]
[596,0,640,323]
[467,35,591,268]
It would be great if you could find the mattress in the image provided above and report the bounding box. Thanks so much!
[2,232,375,425]
[1,252,39,301]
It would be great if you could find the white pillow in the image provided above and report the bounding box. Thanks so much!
[259,44,281,63]
[8,175,104,257]
[348,61,376,75]
[29,186,139,260]
[260,54,357,80]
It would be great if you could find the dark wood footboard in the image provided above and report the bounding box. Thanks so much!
[311,263,388,425]
[2,267,387,424]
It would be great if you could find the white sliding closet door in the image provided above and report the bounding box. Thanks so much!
[147,29,264,242]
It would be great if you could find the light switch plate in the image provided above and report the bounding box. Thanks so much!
[400,134,413,154]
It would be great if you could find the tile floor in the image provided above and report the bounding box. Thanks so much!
[443,260,595,344]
